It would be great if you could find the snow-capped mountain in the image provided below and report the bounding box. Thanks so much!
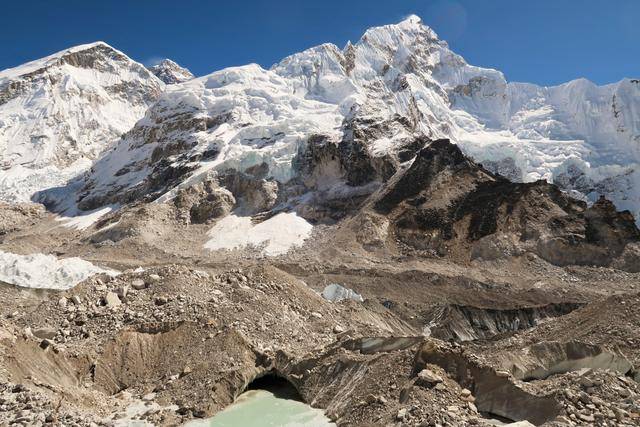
[1,16,638,223]
[0,41,164,202]
[148,59,194,84]
[64,16,639,223]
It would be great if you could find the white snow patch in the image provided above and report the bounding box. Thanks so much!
[205,212,313,256]
[0,250,117,290]
[321,284,364,303]
[56,204,117,230]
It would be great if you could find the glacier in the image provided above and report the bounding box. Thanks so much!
[0,250,117,290]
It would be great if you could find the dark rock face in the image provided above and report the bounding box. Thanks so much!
[291,133,392,223]
[292,134,340,187]
[74,106,221,211]
[77,157,202,211]
[337,137,380,186]
[585,196,640,249]
[372,138,640,268]
[479,157,522,182]
[375,139,472,215]
[174,178,235,224]
[294,133,392,189]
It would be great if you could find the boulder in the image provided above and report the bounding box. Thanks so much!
[131,279,147,290]
[416,368,443,386]
[174,177,235,224]
[104,292,122,308]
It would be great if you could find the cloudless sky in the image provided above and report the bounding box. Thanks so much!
[1,0,638,86]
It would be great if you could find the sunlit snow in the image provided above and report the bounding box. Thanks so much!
[205,212,313,256]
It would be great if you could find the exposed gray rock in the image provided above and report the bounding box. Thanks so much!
[148,59,194,84]
[174,177,235,224]
[104,292,122,308]
[218,170,278,215]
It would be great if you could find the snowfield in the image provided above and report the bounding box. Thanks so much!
[0,250,117,290]
[205,212,313,256]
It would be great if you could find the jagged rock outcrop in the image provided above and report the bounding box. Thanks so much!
[218,169,279,215]
[372,139,640,268]
[173,177,235,224]
[148,59,194,84]
[290,133,396,223]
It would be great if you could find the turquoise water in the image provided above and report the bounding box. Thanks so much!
[186,388,335,427]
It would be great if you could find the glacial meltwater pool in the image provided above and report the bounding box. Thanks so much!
[186,378,335,427]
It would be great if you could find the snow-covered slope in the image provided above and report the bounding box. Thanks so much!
[448,71,640,218]
[10,16,640,223]
[204,212,313,256]
[148,59,194,84]
[0,42,164,202]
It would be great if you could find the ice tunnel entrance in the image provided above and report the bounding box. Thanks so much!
[186,373,335,426]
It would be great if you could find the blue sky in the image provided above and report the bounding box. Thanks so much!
[1,0,638,85]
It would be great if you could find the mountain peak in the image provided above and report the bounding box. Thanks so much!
[148,58,194,84]
[68,40,113,51]
[0,40,164,202]
[359,14,438,44]
[0,41,133,81]
[398,14,424,28]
